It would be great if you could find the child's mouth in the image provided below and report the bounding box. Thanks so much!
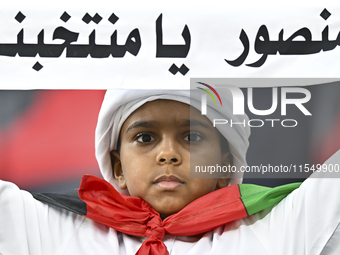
[153,175,184,190]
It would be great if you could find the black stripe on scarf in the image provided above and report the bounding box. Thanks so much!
[33,190,87,215]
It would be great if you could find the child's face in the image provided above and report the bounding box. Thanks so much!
[111,100,230,216]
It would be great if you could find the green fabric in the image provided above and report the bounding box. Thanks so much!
[239,182,302,215]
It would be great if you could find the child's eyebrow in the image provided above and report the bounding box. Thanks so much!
[184,119,213,130]
[126,119,212,134]
[126,121,158,133]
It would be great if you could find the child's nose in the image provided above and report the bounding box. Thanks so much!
[156,139,182,165]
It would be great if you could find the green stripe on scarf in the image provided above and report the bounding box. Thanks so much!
[239,183,302,215]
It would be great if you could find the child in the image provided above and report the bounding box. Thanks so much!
[1,89,340,255]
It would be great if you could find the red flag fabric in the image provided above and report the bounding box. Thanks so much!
[78,175,247,255]
[78,175,300,255]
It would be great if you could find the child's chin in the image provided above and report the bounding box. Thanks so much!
[152,203,186,218]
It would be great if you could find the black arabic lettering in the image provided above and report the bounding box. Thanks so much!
[0,15,141,59]
[0,11,193,74]
[226,10,340,67]
[66,28,141,58]
[225,29,249,67]
[0,27,79,57]
[156,13,191,57]
[246,25,269,67]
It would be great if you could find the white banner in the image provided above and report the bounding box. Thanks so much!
[1,0,340,89]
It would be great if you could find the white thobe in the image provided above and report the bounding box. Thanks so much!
[1,150,340,255]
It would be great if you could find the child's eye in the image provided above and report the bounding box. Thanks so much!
[135,133,154,143]
[184,133,202,142]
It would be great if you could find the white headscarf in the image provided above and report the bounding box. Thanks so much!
[95,89,250,195]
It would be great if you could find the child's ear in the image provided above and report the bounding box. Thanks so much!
[217,151,232,188]
[110,150,127,189]
[222,151,232,168]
